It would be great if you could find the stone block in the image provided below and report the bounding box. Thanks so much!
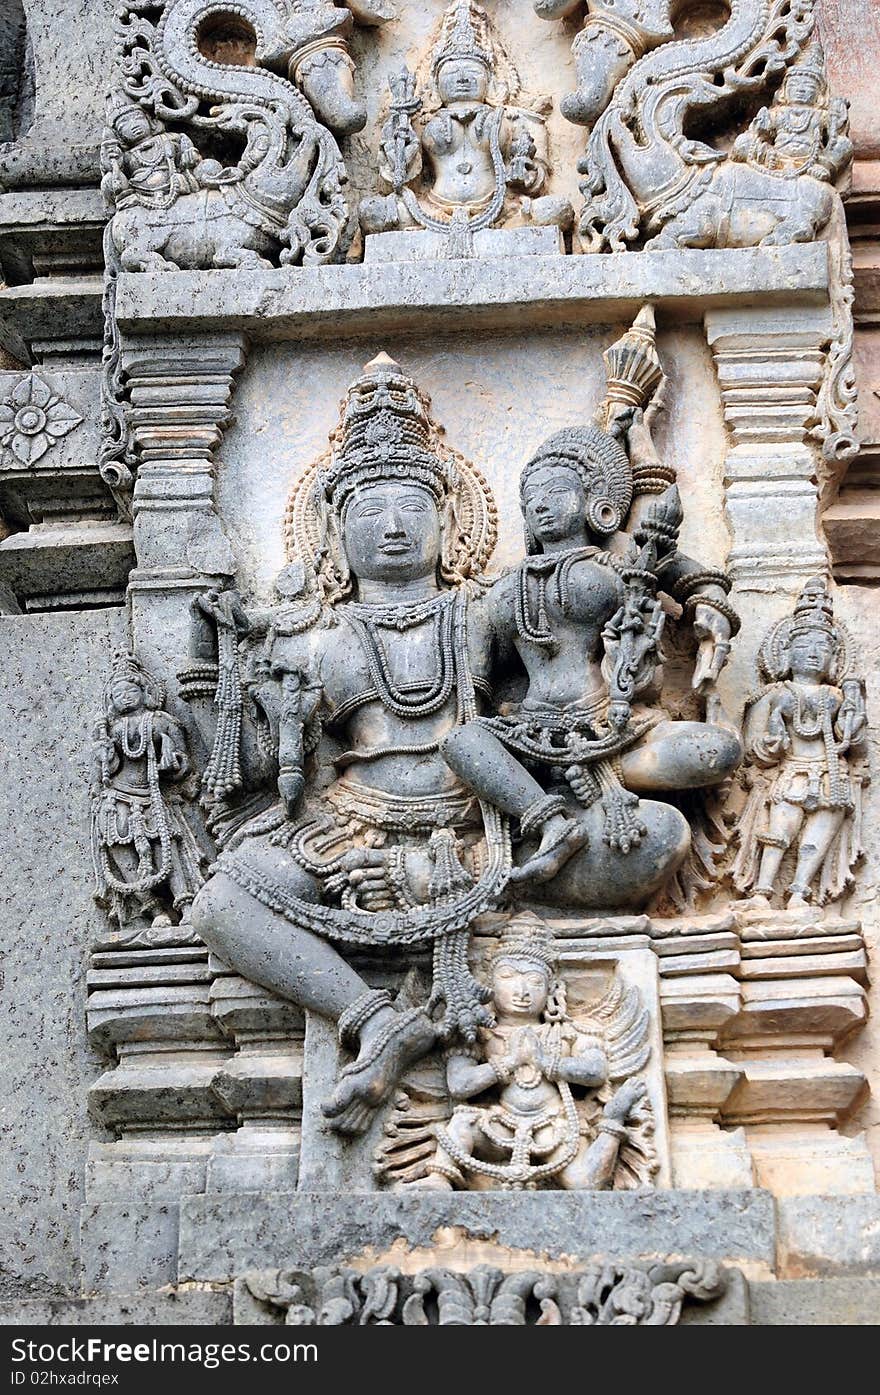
[0,1291,232,1326]
[777,1195,880,1277]
[79,1202,179,1295]
[178,1189,778,1283]
[749,1277,880,1325]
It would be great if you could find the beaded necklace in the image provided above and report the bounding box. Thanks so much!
[344,591,457,718]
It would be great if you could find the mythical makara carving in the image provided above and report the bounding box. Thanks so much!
[359,0,573,250]
[732,578,867,911]
[99,0,376,502]
[376,917,657,1192]
[101,1,362,275]
[537,1,851,254]
[235,1258,727,1324]
[90,651,210,944]
[167,309,742,1142]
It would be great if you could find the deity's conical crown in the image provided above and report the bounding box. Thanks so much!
[320,353,450,510]
[791,575,836,637]
[603,304,664,413]
[784,39,825,91]
[490,915,556,974]
[106,650,164,707]
[432,0,492,73]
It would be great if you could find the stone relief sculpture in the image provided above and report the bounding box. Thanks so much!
[172,313,742,1141]
[732,578,867,912]
[550,1,846,253]
[0,372,82,467]
[359,0,572,250]
[101,1,354,275]
[377,918,656,1192]
[533,1,675,130]
[234,1259,726,1324]
[90,651,209,943]
[99,0,363,510]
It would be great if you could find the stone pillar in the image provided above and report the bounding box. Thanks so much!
[122,333,248,674]
[704,304,831,593]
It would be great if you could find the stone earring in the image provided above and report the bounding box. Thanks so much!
[586,496,621,535]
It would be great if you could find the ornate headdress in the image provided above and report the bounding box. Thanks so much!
[757,576,852,683]
[790,575,836,637]
[105,650,165,710]
[783,39,826,94]
[319,353,452,511]
[520,424,633,547]
[431,0,493,73]
[286,354,498,603]
[489,914,556,974]
[602,304,664,416]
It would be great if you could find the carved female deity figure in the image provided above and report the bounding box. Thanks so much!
[442,313,743,903]
[100,94,216,212]
[359,0,572,245]
[732,578,867,910]
[386,918,654,1191]
[90,652,207,935]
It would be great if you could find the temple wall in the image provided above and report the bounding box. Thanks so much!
[0,0,879,1328]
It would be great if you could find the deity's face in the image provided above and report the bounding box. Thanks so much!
[109,679,145,715]
[114,107,153,146]
[342,481,442,585]
[782,72,822,107]
[436,57,490,106]
[521,462,588,546]
[491,956,551,1020]
[787,628,835,682]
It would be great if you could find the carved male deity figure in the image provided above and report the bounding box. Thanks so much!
[359,0,572,246]
[403,919,653,1191]
[100,94,217,213]
[729,41,852,187]
[91,652,207,936]
[732,578,867,910]
[186,337,740,1139]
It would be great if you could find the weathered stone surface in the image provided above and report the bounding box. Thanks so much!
[113,247,830,343]
[79,1202,179,1296]
[0,1290,231,1327]
[177,1190,777,1282]
[777,1195,880,1277]
[749,1276,880,1325]
[0,610,127,1299]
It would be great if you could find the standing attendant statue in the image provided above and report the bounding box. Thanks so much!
[91,652,207,937]
[732,578,867,910]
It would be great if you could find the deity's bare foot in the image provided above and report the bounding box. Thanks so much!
[323,1008,437,1136]
[787,891,811,911]
[509,816,590,886]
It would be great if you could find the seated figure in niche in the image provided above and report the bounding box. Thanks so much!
[359,0,572,245]
[732,577,867,911]
[100,93,223,211]
[377,916,656,1192]
[185,338,739,1143]
[730,41,852,186]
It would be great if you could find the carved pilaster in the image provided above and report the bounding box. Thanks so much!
[704,306,832,593]
[122,333,248,672]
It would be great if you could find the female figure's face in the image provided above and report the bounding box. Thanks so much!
[342,481,441,584]
[521,463,587,546]
[437,57,490,106]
